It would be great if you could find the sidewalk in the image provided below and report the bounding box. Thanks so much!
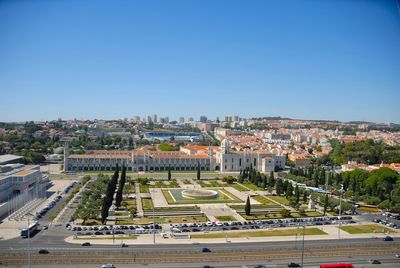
[135,183,143,217]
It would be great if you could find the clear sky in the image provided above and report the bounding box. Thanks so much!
[1,0,399,123]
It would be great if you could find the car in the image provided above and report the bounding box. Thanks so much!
[255,265,267,268]
[42,225,48,230]
[101,264,116,268]
[202,247,211,253]
[288,262,301,267]
[121,243,128,247]
[369,259,381,264]
[383,235,393,241]
[38,249,49,254]
[203,266,213,268]
[395,253,400,258]
[81,242,91,246]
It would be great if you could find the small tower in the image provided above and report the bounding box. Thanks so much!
[221,139,230,154]
[61,137,71,172]
[208,145,213,171]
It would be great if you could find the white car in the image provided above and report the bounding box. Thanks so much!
[101,264,115,268]
[395,253,400,258]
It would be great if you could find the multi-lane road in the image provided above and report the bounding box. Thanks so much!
[1,225,399,267]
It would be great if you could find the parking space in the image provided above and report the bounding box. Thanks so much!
[67,223,162,237]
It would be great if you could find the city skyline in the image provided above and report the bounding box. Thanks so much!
[1,0,399,123]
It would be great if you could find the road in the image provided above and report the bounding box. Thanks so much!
[1,252,399,267]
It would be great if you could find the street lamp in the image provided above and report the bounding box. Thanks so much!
[151,189,155,244]
[301,225,305,268]
[338,184,344,239]
[25,212,34,268]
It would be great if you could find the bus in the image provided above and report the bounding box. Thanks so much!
[20,221,39,238]
[320,263,353,268]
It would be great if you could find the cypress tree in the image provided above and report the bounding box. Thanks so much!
[269,171,275,187]
[245,196,251,216]
[168,165,171,181]
[115,165,126,207]
[101,197,108,223]
[294,185,300,204]
[323,194,329,215]
[276,179,284,196]
[286,183,293,198]
[197,162,201,180]
[303,191,308,203]
[262,175,267,189]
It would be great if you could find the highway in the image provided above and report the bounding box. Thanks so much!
[1,227,399,267]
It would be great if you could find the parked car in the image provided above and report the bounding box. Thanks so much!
[202,247,211,253]
[81,242,91,246]
[288,262,301,267]
[101,264,116,268]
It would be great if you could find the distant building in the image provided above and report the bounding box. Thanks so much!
[288,154,311,167]
[152,114,157,123]
[0,154,23,165]
[66,140,284,174]
[264,133,292,145]
[200,116,207,123]
[216,139,285,173]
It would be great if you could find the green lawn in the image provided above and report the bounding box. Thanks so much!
[268,196,290,206]
[215,215,237,221]
[191,227,326,238]
[241,213,283,220]
[140,184,150,193]
[291,211,324,218]
[252,195,276,206]
[141,198,153,210]
[243,183,263,191]
[197,180,226,188]
[231,183,250,191]
[340,224,396,234]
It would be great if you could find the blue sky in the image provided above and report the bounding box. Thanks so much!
[0,0,399,123]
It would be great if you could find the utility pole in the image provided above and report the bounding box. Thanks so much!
[301,225,305,268]
[26,213,33,268]
[338,184,343,239]
[152,189,155,244]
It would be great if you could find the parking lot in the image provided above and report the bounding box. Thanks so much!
[69,223,163,236]
[168,216,355,233]
[64,216,357,238]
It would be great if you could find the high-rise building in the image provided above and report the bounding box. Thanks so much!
[200,116,207,123]
[152,114,157,123]
[224,116,233,122]
[179,117,185,123]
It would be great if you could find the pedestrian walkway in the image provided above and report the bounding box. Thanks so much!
[135,183,143,217]
[224,187,261,205]
[199,204,245,222]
